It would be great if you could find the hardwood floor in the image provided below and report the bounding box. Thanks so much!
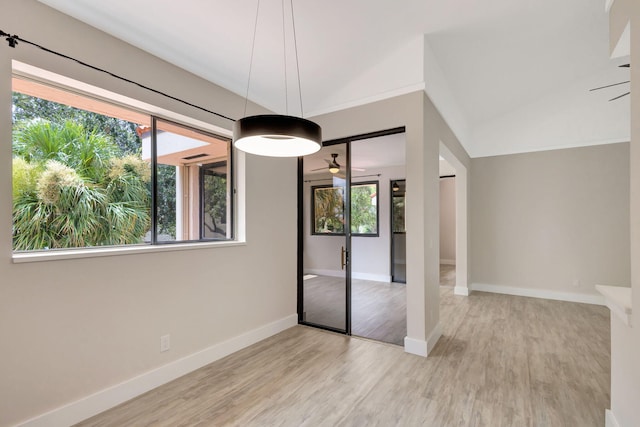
[76,289,610,427]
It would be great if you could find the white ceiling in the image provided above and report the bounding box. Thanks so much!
[37,0,630,158]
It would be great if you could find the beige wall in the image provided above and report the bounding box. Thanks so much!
[470,143,630,296]
[439,177,456,263]
[0,2,297,426]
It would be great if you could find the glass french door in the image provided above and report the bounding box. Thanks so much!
[298,128,406,339]
[299,142,351,333]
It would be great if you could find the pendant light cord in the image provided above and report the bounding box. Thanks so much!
[282,0,288,115]
[0,30,236,123]
[243,0,262,117]
[242,0,304,117]
[290,0,305,118]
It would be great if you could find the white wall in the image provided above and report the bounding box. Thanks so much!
[303,165,405,282]
[0,2,297,426]
[470,143,630,301]
[439,177,456,264]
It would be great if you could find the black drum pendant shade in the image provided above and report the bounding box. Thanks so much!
[233,114,321,157]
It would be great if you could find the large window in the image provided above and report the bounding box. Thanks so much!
[11,76,233,252]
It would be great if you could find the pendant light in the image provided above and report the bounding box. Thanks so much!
[233,0,322,157]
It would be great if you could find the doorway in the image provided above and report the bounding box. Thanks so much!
[439,141,469,296]
[298,128,406,345]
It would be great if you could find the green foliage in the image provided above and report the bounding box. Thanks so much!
[156,164,177,238]
[13,167,108,250]
[12,158,40,200]
[202,169,228,237]
[12,117,151,251]
[313,186,345,233]
[13,119,119,183]
[12,92,142,155]
[350,184,377,234]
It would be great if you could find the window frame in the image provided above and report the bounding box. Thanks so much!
[311,184,346,236]
[10,66,239,259]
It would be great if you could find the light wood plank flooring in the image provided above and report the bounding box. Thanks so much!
[440,264,456,287]
[303,265,456,345]
[303,276,407,345]
[76,289,610,427]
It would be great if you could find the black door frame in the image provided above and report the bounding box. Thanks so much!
[297,126,406,336]
[390,179,407,284]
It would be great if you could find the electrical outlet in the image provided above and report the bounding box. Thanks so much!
[160,334,170,352]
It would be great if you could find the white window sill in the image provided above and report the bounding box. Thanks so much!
[12,240,247,264]
[595,284,633,327]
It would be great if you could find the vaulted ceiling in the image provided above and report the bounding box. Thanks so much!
[37,0,630,157]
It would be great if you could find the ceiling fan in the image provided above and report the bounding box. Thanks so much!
[310,153,365,175]
[589,64,630,101]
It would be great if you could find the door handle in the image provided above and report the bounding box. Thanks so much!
[341,246,347,270]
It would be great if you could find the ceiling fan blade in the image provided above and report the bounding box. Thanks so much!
[351,167,366,172]
[619,64,630,68]
[310,166,328,172]
[589,81,630,91]
[609,92,630,101]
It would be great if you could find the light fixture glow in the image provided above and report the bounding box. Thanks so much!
[327,152,340,173]
[233,115,321,157]
[233,0,322,157]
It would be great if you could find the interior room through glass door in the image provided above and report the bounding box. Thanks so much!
[300,143,350,332]
[350,133,407,345]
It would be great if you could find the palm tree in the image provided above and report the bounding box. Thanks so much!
[12,120,150,251]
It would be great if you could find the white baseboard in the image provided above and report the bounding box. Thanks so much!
[404,322,442,358]
[404,336,427,357]
[470,283,606,306]
[353,272,392,282]
[305,269,391,283]
[454,286,469,296]
[605,409,620,427]
[18,314,298,427]
[440,259,456,265]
